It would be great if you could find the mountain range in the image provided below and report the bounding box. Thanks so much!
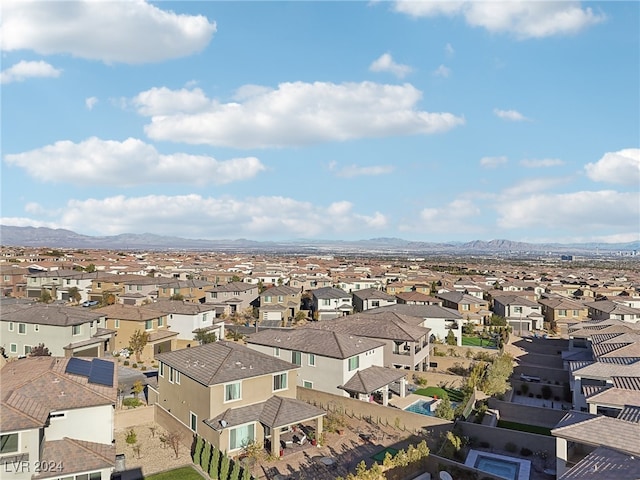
[1,225,638,255]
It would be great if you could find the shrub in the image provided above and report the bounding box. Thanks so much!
[520,447,533,457]
[520,383,529,395]
[554,396,560,402]
[123,360,130,366]
[541,385,552,400]
[528,393,534,398]
[123,398,143,408]
[125,429,137,445]
[505,442,517,453]
[132,363,138,368]
[141,366,147,371]
[536,394,542,399]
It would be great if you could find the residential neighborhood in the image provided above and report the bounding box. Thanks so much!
[1,245,639,480]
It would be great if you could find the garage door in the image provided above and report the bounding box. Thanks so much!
[263,311,282,322]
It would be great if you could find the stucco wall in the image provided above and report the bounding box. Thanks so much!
[456,421,556,456]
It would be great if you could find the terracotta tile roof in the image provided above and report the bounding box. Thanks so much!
[93,303,163,321]
[0,357,116,432]
[206,395,325,431]
[341,366,407,394]
[307,312,430,342]
[0,304,104,326]
[34,438,115,478]
[144,299,218,315]
[558,446,640,480]
[368,303,462,320]
[156,341,298,386]
[246,328,384,359]
[552,415,640,455]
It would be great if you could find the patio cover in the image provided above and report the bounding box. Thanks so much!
[341,365,406,395]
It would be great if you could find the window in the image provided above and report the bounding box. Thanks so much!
[348,355,359,371]
[72,325,81,336]
[229,423,254,451]
[371,300,380,308]
[190,412,197,432]
[49,412,66,420]
[9,344,17,354]
[513,306,523,314]
[264,296,272,303]
[34,324,40,332]
[202,313,208,322]
[211,292,218,299]
[97,282,102,288]
[278,295,284,303]
[225,382,241,402]
[145,320,153,330]
[18,323,26,335]
[572,310,579,317]
[169,368,174,384]
[303,380,313,389]
[0,433,18,454]
[24,345,32,355]
[8,322,14,332]
[274,347,280,357]
[273,372,287,391]
[137,285,142,291]
[159,363,164,377]
[291,351,301,366]
[558,309,567,317]
[462,304,470,311]
[175,371,181,384]
[158,316,164,327]
[322,299,330,306]
[114,319,120,329]
[308,353,316,366]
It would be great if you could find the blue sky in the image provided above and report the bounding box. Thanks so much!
[2,1,639,243]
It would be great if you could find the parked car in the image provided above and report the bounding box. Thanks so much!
[82,300,99,307]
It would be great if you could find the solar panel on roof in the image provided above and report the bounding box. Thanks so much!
[88,358,114,387]
[65,357,92,377]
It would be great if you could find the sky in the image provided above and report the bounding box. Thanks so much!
[1,0,639,244]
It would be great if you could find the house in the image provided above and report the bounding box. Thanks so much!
[538,296,589,334]
[492,295,544,333]
[0,266,28,298]
[121,276,174,304]
[310,287,353,321]
[246,328,408,404]
[25,269,100,303]
[155,341,325,457]
[156,279,214,303]
[436,291,490,324]
[352,288,397,313]
[365,304,463,347]
[204,281,259,317]
[258,285,302,323]
[584,299,640,323]
[336,278,382,293]
[305,311,431,371]
[0,302,113,358]
[0,356,117,480]
[95,303,178,361]
[144,299,223,347]
[551,410,640,479]
[395,292,442,306]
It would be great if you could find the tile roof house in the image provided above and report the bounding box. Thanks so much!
[246,328,407,405]
[0,356,117,480]
[155,341,325,458]
[538,296,589,334]
[310,286,353,321]
[304,310,431,371]
[584,299,640,323]
[144,299,223,345]
[204,281,259,317]
[492,294,544,333]
[352,287,397,313]
[0,302,113,358]
[258,285,302,323]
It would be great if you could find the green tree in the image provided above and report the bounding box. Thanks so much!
[194,328,217,345]
[193,436,203,464]
[85,263,96,273]
[294,310,307,323]
[132,380,144,400]
[129,330,150,362]
[231,275,242,283]
[219,454,230,480]
[210,446,221,479]
[440,431,462,460]
[257,280,265,293]
[230,459,241,480]
[490,314,507,326]
[480,353,514,396]
[101,292,116,306]
[30,343,51,357]
[446,329,457,346]
[38,289,53,304]
[202,441,212,473]
[68,286,81,303]
[170,293,184,300]
[434,395,455,420]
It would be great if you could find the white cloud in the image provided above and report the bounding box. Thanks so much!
[433,65,451,78]
[137,82,465,148]
[9,195,388,239]
[330,163,394,178]
[369,53,413,78]
[584,148,640,186]
[85,97,99,110]
[0,60,61,84]
[444,43,455,56]
[3,137,265,186]
[0,217,60,229]
[520,158,564,168]
[480,156,508,168]
[131,87,213,116]
[496,190,640,230]
[502,177,569,196]
[400,198,484,235]
[393,1,605,39]
[493,108,529,122]
[1,0,216,64]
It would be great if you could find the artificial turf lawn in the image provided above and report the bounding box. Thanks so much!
[372,447,399,463]
[145,466,205,480]
[462,336,497,347]
[414,387,465,403]
[497,420,552,436]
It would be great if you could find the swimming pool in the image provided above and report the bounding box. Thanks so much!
[403,398,459,416]
[465,450,531,480]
